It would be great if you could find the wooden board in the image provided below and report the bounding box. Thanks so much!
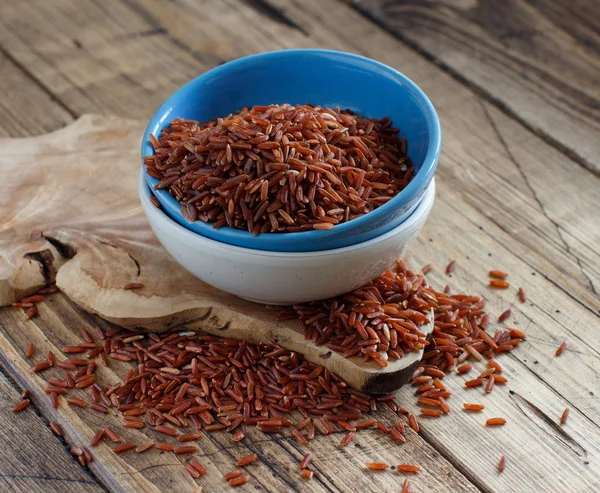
[0,371,105,493]
[0,114,431,393]
[0,0,599,492]
[352,0,600,174]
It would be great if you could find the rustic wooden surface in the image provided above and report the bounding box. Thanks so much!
[352,0,600,173]
[0,114,433,393]
[0,0,599,492]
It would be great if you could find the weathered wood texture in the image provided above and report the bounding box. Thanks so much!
[0,0,599,492]
[0,370,105,492]
[0,299,481,493]
[352,0,600,173]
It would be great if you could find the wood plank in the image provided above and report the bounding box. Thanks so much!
[0,369,105,492]
[0,116,598,491]
[0,50,73,137]
[0,297,482,493]
[352,0,600,173]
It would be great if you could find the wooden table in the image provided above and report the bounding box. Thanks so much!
[1,1,599,492]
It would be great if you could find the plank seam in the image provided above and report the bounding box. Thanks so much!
[480,102,597,295]
[0,45,77,120]
[0,347,109,492]
[346,1,600,178]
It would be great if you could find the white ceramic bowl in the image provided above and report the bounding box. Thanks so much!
[139,170,435,304]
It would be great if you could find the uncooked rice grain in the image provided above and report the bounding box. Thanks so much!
[10,256,531,487]
[236,454,257,467]
[223,470,243,481]
[229,475,249,487]
[144,104,414,235]
[12,399,30,412]
[498,455,506,473]
[49,421,63,437]
[275,261,431,365]
[300,454,312,469]
[463,403,485,412]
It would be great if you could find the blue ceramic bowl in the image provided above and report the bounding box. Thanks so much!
[142,49,441,252]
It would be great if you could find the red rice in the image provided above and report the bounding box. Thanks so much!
[402,478,412,493]
[498,455,506,473]
[223,470,243,480]
[341,431,356,446]
[555,340,567,357]
[229,475,249,487]
[25,306,38,319]
[90,429,105,446]
[12,399,30,412]
[498,309,511,322]
[49,421,63,437]
[123,283,144,290]
[145,105,414,235]
[420,409,442,417]
[445,260,456,275]
[236,454,257,467]
[301,469,314,480]
[486,418,506,426]
[489,280,510,289]
[397,464,419,473]
[154,442,175,452]
[518,287,527,302]
[135,441,155,453]
[277,261,431,365]
[560,408,570,424]
[12,258,532,486]
[113,442,135,453]
[189,459,207,476]
[300,453,312,469]
[366,462,389,471]
[232,430,245,442]
[174,445,197,455]
[463,403,484,412]
[489,270,508,279]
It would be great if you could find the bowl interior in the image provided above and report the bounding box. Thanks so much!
[143,49,440,251]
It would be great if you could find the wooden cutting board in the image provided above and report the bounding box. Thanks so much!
[0,115,431,393]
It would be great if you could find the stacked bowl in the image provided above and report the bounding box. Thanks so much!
[140,50,441,305]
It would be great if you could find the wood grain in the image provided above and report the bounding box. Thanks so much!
[0,297,481,493]
[0,50,73,137]
[0,0,599,491]
[352,0,600,173]
[0,370,105,492]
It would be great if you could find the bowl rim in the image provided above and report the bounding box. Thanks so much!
[140,168,436,259]
[141,49,441,245]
